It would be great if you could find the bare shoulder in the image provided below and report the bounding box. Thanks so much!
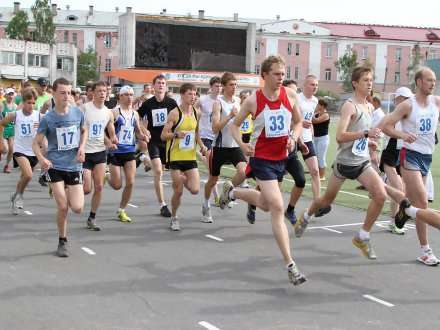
[340,99,356,116]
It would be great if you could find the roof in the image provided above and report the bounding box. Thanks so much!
[314,22,440,43]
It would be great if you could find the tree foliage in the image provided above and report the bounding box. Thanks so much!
[31,0,55,44]
[335,49,359,92]
[77,47,99,86]
[5,10,30,40]
[407,45,423,90]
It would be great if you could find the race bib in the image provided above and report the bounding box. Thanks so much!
[417,114,435,136]
[241,118,251,132]
[19,122,33,137]
[118,126,134,145]
[352,137,369,156]
[179,132,195,150]
[56,125,79,151]
[304,111,314,121]
[152,108,167,127]
[89,121,104,140]
[264,110,289,138]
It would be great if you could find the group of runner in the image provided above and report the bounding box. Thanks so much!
[1,54,440,286]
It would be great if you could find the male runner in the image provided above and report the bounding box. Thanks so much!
[0,88,17,173]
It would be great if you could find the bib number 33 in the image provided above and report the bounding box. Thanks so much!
[264,110,288,138]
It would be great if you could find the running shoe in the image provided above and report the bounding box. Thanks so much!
[170,216,180,231]
[56,241,68,258]
[214,196,221,208]
[294,210,309,238]
[201,205,213,223]
[117,210,132,222]
[388,223,406,235]
[160,205,172,218]
[10,193,18,215]
[3,164,11,173]
[219,180,234,210]
[247,204,256,224]
[395,198,412,229]
[352,235,377,259]
[144,165,152,172]
[38,174,48,187]
[314,205,332,218]
[417,248,440,266]
[15,194,24,209]
[134,151,143,168]
[239,180,250,188]
[87,218,101,231]
[287,263,307,286]
[285,207,297,225]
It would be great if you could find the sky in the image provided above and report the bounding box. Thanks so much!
[12,0,440,28]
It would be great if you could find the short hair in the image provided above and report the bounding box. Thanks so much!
[153,74,166,85]
[305,74,318,81]
[92,81,107,91]
[318,98,328,108]
[53,78,71,91]
[23,81,33,88]
[180,83,197,95]
[221,72,237,86]
[22,87,38,101]
[261,55,285,78]
[414,67,434,85]
[372,96,381,104]
[239,89,251,98]
[143,83,152,88]
[209,76,221,86]
[282,79,297,87]
[351,66,373,89]
[85,82,94,92]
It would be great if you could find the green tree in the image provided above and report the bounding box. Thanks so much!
[77,47,99,86]
[5,10,30,40]
[31,0,55,44]
[407,44,423,90]
[335,49,359,92]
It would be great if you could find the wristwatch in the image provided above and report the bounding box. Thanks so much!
[363,130,369,138]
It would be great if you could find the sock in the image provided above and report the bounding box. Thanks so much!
[139,153,146,161]
[203,198,210,208]
[421,245,430,254]
[303,210,312,222]
[59,237,67,243]
[286,261,296,270]
[228,189,236,201]
[359,229,370,240]
[118,208,124,213]
[89,212,96,219]
[404,206,418,218]
[160,201,167,207]
[287,204,295,212]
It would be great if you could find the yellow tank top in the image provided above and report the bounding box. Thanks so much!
[240,114,253,134]
[167,106,198,162]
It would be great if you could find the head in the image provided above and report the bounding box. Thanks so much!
[303,75,318,97]
[143,83,153,95]
[37,77,48,94]
[105,82,112,98]
[351,66,373,96]
[415,67,436,96]
[209,76,222,96]
[153,74,167,96]
[21,87,38,112]
[282,79,298,92]
[5,88,15,103]
[85,82,94,101]
[118,85,134,107]
[371,96,381,109]
[22,81,33,91]
[52,78,72,108]
[317,98,328,113]
[261,55,286,89]
[221,72,237,97]
[394,86,413,106]
[92,81,107,104]
[179,83,197,106]
[239,89,251,104]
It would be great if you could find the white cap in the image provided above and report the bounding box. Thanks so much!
[119,85,134,95]
[395,87,413,98]
[5,88,15,95]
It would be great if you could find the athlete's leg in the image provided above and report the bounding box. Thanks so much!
[66,183,84,214]
[83,169,93,195]
[231,161,247,187]
[90,163,106,213]
[305,156,321,199]
[15,156,33,194]
[51,181,69,239]
[5,137,13,166]
[108,164,122,190]
[307,172,344,216]
[170,169,184,217]
[151,157,165,204]
[120,160,136,209]
[183,168,200,195]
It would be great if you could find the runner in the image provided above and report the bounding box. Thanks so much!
[35,78,51,112]
[370,96,385,171]
[32,77,87,258]
[219,55,306,285]
[202,72,247,222]
[0,88,17,173]
[82,81,118,231]
[0,88,39,214]
[138,74,178,217]
[106,85,149,223]
[381,67,440,266]
[296,66,385,261]
[161,83,207,231]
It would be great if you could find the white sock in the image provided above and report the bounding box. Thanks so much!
[404,206,418,218]
[160,201,167,207]
[421,245,430,253]
[304,210,312,222]
[359,229,370,240]
[118,208,124,213]
[139,153,147,161]
[203,198,210,208]
[228,189,235,200]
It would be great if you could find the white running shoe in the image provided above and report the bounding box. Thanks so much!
[170,217,180,231]
[417,249,440,266]
[201,205,213,223]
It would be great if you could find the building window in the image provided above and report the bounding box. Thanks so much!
[105,58,112,72]
[361,47,368,59]
[325,69,332,81]
[394,72,401,85]
[287,43,292,55]
[395,48,402,61]
[294,65,300,80]
[326,45,332,58]
[1,52,23,65]
[57,57,73,72]
[72,33,77,46]
[255,40,261,54]
[286,66,291,79]
[28,54,48,67]
[104,33,112,48]
[428,49,436,60]
[64,31,69,43]
[255,64,260,75]
[295,43,300,56]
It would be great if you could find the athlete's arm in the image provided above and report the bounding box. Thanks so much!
[161,109,180,141]
[232,93,255,156]
[77,115,87,163]
[380,100,415,143]
[33,116,52,170]
[105,109,118,144]
[195,108,207,155]
[287,89,303,144]
[312,111,330,124]
[0,112,16,153]
[211,100,237,134]
[133,111,149,142]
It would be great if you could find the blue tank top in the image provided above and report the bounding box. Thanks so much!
[111,107,136,154]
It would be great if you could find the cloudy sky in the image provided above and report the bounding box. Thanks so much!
[12,0,440,28]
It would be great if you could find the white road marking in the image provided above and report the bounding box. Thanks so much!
[81,247,96,255]
[24,210,32,215]
[127,203,138,208]
[363,294,394,307]
[308,221,387,230]
[198,321,221,330]
[205,234,224,242]
[321,227,343,234]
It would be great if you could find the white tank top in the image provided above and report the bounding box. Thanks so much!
[14,110,40,156]
[214,96,240,148]
[84,102,111,153]
[401,95,439,154]
[199,95,219,140]
[299,93,318,142]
